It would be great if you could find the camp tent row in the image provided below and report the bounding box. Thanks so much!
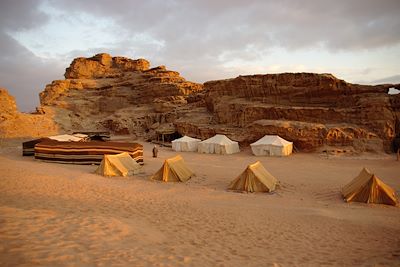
[172,134,239,154]
[96,151,279,192]
[151,156,279,193]
[150,159,398,205]
[96,153,398,206]
[172,134,293,156]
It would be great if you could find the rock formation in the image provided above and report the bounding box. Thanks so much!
[0,88,59,138]
[2,53,400,154]
[0,88,18,119]
[176,73,400,152]
[39,53,203,138]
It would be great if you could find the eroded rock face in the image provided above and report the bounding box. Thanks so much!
[0,88,18,119]
[64,53,150,79]
[7,53,399,154]
[198,73,400,152]
[0,88,59,138]
[39,53,203,138]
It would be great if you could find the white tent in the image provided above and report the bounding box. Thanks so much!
[48,134,88,142]
[250,135,293,156]
[197,134,240,155]
[172,135,201,152]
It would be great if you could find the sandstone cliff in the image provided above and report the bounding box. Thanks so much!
[39,53,203,138]
[3,53,399,154]
[0,88,18,119]
[0,88,59,138]
[176,73,399,152]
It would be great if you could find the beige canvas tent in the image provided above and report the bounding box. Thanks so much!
[48,134,88,142]
[151,155,194,182]
[228,161,279,193]
[250,135,293,156]
[96,152,141,177]
[341,168,398,206]
[197,134,240,155]
[172,136,201,152]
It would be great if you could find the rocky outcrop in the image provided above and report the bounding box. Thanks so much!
[197,73,400,152]
[64,53,150,79]
[0,88,59,138]
[0,88,18,120]
[39,53,203,139]
[5,53,399,154]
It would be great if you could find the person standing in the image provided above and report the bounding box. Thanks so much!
[152,145,158,158]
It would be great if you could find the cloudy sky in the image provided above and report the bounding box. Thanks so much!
[1,0,400,111]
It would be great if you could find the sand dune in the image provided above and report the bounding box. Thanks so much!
[0,140,399,266]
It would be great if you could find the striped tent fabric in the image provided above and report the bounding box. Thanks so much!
[22,138,48,156]
[23,134,88,156]
[34,140,143,165]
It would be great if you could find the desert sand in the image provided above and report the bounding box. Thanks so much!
[0,139,399,266]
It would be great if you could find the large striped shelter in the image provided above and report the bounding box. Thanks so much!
[34,140,143,165]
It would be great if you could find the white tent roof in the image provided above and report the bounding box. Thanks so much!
[250,135,292,147]
[48,134,88,142]
[200,134,237,145]
[172,135,201,143]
